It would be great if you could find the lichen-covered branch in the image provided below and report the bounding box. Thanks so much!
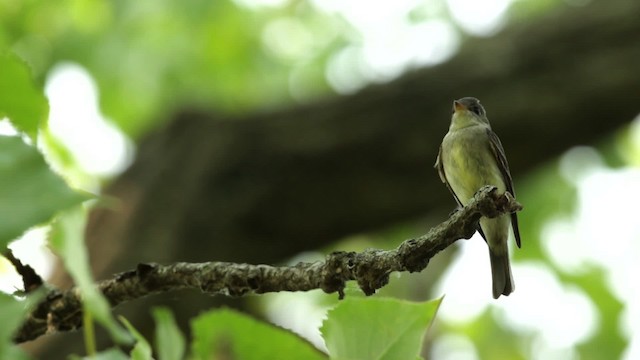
[14,186,521,344]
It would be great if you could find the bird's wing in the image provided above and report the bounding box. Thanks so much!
[487,128,521,248]
[435,144,464,208]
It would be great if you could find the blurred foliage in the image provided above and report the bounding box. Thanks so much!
[0,0,570,138]
[152,308,186,360]
[0,49,85,248]
[68,348,129,360]
[0,291,43,360]
[0,0,340,137]
[49,208,132,346]
[571,270,625,360]
[191,308,327,360]
[0,136,87,248]
[120,317,153,360]
[0,52,48,140]
[0,0,571,138]
[513,162,577,262]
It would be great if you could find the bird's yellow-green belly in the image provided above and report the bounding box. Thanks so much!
[443,138,506,204]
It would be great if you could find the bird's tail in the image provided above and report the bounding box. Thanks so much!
[489,249,514,299]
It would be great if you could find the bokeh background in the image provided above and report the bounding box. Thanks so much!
[1,0,639,358]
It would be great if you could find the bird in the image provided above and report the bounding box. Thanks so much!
[435,97,521,299]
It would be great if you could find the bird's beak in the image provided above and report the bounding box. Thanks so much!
[453,100,466,113]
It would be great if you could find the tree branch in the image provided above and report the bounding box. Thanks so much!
[15,186,521,344]
[3,249,44,293]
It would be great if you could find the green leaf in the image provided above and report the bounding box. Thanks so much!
[0,52,49,141]
[152,308,185,360]
[191,308,327,360]
[49,208,132,345]
[320,297,443,360]
[0,291,45,360]
[120,316,153,360]
[0,135,87,248]
[69,348,130,360]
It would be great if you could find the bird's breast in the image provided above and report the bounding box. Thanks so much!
[441,127,506,204]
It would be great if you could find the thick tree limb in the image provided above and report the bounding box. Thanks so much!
[15,186,521,344]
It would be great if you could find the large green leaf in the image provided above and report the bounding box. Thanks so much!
[49,208,132,345]
[152,308,185,360]
[0,291,44,360]
[0,136,87,248]
[191,308,327,360]
[320,297,443,360]
[0,52,48,141]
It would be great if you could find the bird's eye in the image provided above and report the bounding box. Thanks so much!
[469,105,482,116]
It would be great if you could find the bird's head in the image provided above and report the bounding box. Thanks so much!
[450,97,490,130]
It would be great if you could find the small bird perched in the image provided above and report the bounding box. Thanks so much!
[435,97,521,299]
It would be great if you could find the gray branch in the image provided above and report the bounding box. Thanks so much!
[15,186,521,344]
